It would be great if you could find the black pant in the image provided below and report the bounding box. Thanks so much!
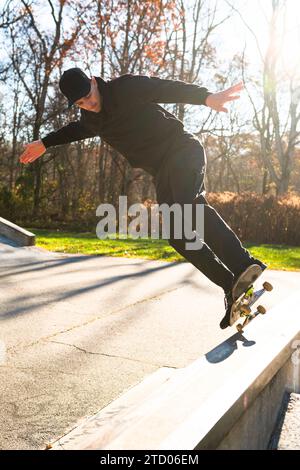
[154,136,253,293]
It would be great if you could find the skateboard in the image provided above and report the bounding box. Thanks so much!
[230,281,273,332]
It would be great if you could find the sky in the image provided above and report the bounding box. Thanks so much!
[1,0,300,80]
[0,0,299,130]
[217,0,300,74]
[1,0,299,67]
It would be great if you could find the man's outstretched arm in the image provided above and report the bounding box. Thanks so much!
[112,74,211,107]
[20,120,97,164]
[112,74,243,111]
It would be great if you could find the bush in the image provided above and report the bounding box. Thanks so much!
[206,192,300,245]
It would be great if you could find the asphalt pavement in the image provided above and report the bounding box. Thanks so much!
[1,235,300,449]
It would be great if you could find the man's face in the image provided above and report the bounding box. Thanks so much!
[75,77,101,112]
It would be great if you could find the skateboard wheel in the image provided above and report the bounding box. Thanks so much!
[240,305,251,315]
[263,281,273,292]
[257,305,266,314]
[236,324,243,332]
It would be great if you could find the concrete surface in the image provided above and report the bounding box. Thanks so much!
[49,293,300,450]
[0,234,300,449]
[0,217,35,246]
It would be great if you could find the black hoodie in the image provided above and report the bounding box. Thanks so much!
[42,74,211,176]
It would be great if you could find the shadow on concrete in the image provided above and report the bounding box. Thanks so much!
[0,242,184,279]
[205,333,256,363]
[0,235,20,247]
[1,256,194,321]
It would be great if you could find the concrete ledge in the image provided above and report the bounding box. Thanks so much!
[49,292,300,450]
[0,217,35,246]
[49,367,177,450]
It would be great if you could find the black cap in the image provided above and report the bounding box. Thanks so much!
[59,68,91,108]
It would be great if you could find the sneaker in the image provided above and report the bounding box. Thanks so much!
[219,289,234,329]
[252,258,267,272]
[233,258,267,281]
[232,261,267,301]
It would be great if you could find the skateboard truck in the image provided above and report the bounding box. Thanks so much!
[235,281,273,332]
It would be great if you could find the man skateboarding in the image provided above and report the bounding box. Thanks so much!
[19,67,266,329]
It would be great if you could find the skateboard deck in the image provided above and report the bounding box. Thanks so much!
[230,280,273,332]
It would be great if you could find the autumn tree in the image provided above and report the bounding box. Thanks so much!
[0,0,82,216]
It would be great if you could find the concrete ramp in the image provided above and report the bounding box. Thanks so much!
[49,292,300,450]
[0,217,35,246]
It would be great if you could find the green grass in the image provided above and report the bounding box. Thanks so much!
[29,228,300,271]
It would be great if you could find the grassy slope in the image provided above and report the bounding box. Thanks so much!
[29,229,300,271]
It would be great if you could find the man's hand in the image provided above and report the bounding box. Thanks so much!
[205,82,244,113]
[19,140,46,164]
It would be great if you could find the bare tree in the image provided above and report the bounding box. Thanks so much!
[1,0,81,215]
[235,0,300,194]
